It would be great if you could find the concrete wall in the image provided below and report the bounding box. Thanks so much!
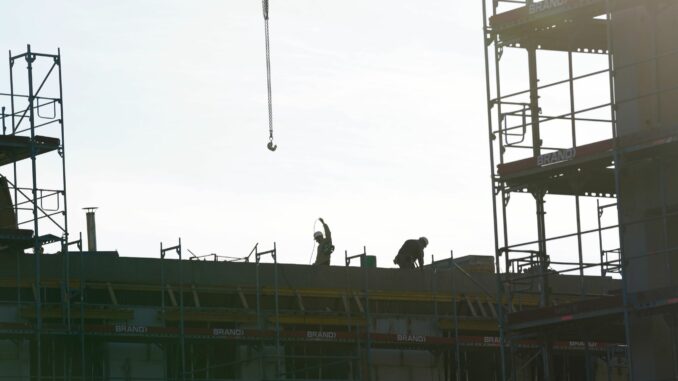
[613,1,678,135]
[371,349,443,381]
[370,318,444,380]
[613,3,678,379]
[238,345,284,381]
[106,343,164,381]
[618,160,678,292]
[616,118,678,381]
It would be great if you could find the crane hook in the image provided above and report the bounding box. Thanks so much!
[267,139,277,152]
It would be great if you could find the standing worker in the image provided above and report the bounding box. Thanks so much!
[393,237,429,269]
[313,218,334,266]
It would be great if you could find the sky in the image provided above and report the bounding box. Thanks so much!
[0,1,616,270]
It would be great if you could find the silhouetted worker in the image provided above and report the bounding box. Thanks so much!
[393,237,428,269]
[313,218,334,266]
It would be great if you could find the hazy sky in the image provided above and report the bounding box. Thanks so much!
[1,1,564,267]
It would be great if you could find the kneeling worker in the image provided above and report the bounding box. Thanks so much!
[313,218,334,266]
[393,237,428,269]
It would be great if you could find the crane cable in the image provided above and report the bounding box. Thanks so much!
[262,0,277,152]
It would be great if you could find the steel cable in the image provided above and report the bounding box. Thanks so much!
[263,0,277,151]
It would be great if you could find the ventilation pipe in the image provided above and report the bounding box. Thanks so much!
[84,207,98,252]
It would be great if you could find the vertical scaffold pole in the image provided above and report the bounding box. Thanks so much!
[179,238,186,381]
[25,43,44,381]
[569,48,594,379]
[160,242,165,319]
[161,239,185,380]
[431,254,438,317]
[480,0,507,378]
[273,242,281,377]
[525,7,554,370]
[255,244,261,329]
[364,263,371,381]
[79,232,86,381]
[450,250,460,381]
[9,50,18,225]
[56,48,71,339]
[597,200,605,276]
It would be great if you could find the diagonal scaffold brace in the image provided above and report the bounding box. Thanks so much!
[262,0,277,152]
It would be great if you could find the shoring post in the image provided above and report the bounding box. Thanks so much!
[522,11,555,378]
[533,187,554,379]
[533,188,549,308]
[597,200,605,276]
[528,42,541,154]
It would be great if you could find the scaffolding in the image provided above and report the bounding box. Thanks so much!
[0,242,625,380]
[0,42,633,380]
[0,44,69,381]
[482,0,678,379]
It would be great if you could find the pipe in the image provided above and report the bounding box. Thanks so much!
[84,207,97,252]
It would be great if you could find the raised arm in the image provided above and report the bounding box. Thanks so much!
[320,218,331,243]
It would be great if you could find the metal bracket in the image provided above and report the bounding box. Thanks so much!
[255,243,277,263]
[345,247,367,267]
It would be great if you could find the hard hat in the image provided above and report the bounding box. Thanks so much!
[314,231,323,239]
[419,237,429,246]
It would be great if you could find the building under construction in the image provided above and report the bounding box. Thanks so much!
[0,0,676,380]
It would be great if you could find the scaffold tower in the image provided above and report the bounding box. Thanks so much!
[1,44,69,381]
[482,0,678,379]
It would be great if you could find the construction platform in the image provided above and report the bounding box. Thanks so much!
[498,128,678,196]
[0,252,625,380]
